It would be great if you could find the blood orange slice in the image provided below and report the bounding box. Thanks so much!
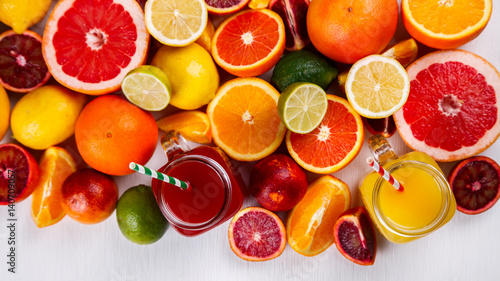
[212,9,286,77]
[204,0,250,15]
[393,50,500,162]
[286,94,364,174]
[0,30,51,93]
[42,0,149,95]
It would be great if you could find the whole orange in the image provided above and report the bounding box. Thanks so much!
[306,0,399,64]
[61,168,118,224]
[75,95,158,176]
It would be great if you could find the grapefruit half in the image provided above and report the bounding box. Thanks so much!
[394,50,500,162]
[42,0,149,95]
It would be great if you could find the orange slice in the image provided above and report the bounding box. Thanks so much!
[157,110,212,144]
[207,77,287,161]
[286,94,364,174]
[402,0,492,49]
[31,147,77,228]
[287,175,350,256]
[212,9,285,77]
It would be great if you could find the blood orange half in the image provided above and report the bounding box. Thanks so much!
[42,0,149,95]
[286,94,364,174]
[394,50,500,162]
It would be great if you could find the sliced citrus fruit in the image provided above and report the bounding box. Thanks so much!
[42,0,149,95]
[122,65,172,111]
[228,206,286,261]
[333,207,376,266]
[393,49,500,162]
[448,156,500,215]
[145,0,208,47]
[31,147,77,228]
[249,0,270,9]
[286,94,364,174]
[402,0,492,49]
[157,110,212,144]
[207,77,287,162]
[287,175,351,256]
[345,55,410,119]
[277,82,328,134]
[0,30,51,93]
[0,143,39,205]
[204,0,250,15]
[212,9,286,77]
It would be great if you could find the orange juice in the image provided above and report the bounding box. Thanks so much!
[359,135,456,244]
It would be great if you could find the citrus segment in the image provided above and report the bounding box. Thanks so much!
[122,65,171,111]
[393,50,500,162]
[42,0,149,95]
[31,147,77,228]
[145,0,208,47]
[207,77,287,161]
[249,0,270,9]
[345,55,410,119]
[286,95,364,174]
[287,175,350,256]
[157,111,212,144]
[212,9,286,77]
[204,0,250,15]
[402,0,492,49]
[277,82,328,134]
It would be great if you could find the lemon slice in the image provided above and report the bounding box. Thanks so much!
[121,65,171,111]
[278,82,328,134]
[345,55,410,118]
[145,0,208,47]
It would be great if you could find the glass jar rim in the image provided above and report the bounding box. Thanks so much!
[372,160,452,237]
[155,154,233,231]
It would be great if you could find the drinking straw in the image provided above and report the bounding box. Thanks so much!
[129,162,190,190]
[366,157,404,192]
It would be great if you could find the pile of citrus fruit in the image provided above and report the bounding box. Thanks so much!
[1,0,499,267]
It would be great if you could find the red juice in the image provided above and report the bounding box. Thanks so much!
[152,146,245,236]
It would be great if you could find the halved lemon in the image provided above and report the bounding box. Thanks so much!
[345,55,410,119]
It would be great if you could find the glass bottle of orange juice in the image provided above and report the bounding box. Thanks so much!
[359,134,456,243]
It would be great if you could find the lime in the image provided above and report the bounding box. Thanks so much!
[277,82,328,134]
[271,50,338,92]
[121,65,172,111]
[116,185,168,245]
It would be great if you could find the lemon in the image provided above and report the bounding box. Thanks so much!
[122,65,172,111]
[151,43,219,110]
[0,0,52,34]
[10,85,87,150]
[277,82,328,134]
[0,85,9,141]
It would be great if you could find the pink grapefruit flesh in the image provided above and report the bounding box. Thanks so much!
[42,0,149,95]
[394,50,500,162]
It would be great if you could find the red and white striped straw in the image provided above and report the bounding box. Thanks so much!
[367,157,404,192]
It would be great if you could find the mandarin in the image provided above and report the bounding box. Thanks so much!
[306,0,399,64]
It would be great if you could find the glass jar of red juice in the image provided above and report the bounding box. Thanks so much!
[152,131,246,237]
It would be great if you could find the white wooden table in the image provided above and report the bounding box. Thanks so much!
[1,1,500,280]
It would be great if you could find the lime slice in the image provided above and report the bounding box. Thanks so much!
[277,82,328,134]
[121,65,171,111]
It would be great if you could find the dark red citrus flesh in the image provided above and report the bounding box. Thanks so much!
[53,0,137,83]
[0,144,39,204]
[334,207,376,266]
[402,61,497,152]
[269,0,310,51]
[448,156,500,214]
[205,0,243,8]
[231,210,284,259]
[0,31,50,92]
[363,116,396,138]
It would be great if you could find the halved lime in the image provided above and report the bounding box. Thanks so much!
[121,65,171,111]
[277,82,328,134]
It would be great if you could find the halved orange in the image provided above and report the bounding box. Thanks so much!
[402,0,492,49]
[287,175,350,256]
[286,94,364,174]
[31,147,77,228]
[157,110,212,144]
[207,77,287,161]
[211,9,285,77]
